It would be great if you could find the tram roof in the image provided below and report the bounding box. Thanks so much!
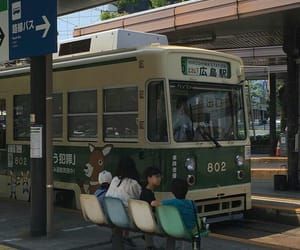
[0,32,242,78]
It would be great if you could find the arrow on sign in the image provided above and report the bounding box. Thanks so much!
[0,27,5,46]
[35,15,50,38]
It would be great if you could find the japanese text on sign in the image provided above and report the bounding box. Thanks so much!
[53,153,76,166]
[182,57,230,78]
[53,153,76,175]
[12,20,34,34]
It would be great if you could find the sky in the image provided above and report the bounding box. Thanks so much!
[57,4,117,41]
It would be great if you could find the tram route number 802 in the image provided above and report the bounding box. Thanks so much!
[207,162,226,173]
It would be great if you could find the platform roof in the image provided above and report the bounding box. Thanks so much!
[72,0,300,79]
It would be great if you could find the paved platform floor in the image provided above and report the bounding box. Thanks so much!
[0,198,270,250]
[1,156,299,250]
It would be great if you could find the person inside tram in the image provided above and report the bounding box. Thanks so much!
[172,96,193,141]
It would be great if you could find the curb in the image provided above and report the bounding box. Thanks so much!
[211,232,298,250]
[249,196,300,226]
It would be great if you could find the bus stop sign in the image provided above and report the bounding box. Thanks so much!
[4,0,57,60]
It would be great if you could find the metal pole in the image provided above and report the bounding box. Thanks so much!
[45,54,53,236]
[269,73,277,156]
[30,56,47,236]
[30,54,53,236]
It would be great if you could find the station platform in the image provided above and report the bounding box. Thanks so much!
[0,198,272,250]
[207,156,300,250]
[0,155,299,250]
[250,156,300,227]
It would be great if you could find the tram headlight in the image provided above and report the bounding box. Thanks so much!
[185,157,196,171]
[235,155,244,167]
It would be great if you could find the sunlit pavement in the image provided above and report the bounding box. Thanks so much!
[0,198,271,250]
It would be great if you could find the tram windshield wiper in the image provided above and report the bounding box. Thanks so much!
[197,124,221,148]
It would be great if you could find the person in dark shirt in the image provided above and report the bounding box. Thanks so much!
[162,178,196,231]
[140,166,161,207]
[140,166,162,250]
[162,178,198,249]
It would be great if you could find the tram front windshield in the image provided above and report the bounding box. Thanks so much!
[170,81,246,143]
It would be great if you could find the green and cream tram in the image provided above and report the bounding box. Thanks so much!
[0,29,250,219]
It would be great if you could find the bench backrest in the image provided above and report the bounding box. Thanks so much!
[156,205,192,240]
[79,194,107,225]
[103,196,135,229]
[128,199,161,234]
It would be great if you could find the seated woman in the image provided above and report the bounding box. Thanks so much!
[105,156,141,207]
[105,156,141,247]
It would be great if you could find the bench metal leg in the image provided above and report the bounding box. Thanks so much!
[112,228,124,250]
[166,237,176,250]
[193,236,201,250]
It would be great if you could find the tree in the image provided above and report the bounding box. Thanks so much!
[101,11,122,21]
[117,0,150,13]
[151,0,168,8]
[100,0,190,20]
[278,84,287,132]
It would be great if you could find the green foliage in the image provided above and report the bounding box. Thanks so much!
[101,0,190,21]
[249,80,266,98]
[100,11,122,21]
[116,0,139,10]
[151,0,168,8]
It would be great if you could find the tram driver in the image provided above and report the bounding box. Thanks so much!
[172,96,193,141]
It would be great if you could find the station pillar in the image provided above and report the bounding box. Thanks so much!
[283,13,300,190]
[30,55,53,236]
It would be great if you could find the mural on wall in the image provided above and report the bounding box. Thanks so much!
[7,170,31,201]
[18,170,31,201]
[8,170,17,199]
[4,143,114,199]
[81,144,113,194]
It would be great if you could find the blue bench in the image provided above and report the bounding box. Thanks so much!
[80,194,209,249]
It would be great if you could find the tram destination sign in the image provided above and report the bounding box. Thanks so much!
[181,57,231,78]
[0,0,57,62]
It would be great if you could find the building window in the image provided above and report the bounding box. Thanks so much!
[68,90,97,141]
[103,87,138,142]
[14,94,30,140]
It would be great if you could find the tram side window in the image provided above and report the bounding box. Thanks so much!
[0,99,6,148]
[147,81,168,142]
[14,94,30,140]
[68,90,97,141]
[103,87,138,142]
[53,93,63,139]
